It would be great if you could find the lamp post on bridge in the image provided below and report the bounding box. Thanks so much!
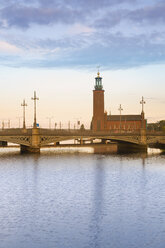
[8,119,10,129]
[2,120,4,130]
[47,116,53,129]
[140,96,146,128]
[118,104,123,132]
[16,116,22,128]
[74,117,81,130]
[140,96,146,114]
[21,99,27,129]
[31,91,39,128]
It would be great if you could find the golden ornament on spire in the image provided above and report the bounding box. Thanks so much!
[97,65,100,77]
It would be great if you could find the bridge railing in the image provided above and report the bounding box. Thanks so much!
[39,128,142,136]
[0,128,32,135]
[2,128,164,137]
[146,130,165,135]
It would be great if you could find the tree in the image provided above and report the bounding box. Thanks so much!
[80,124,85,130]
[147,120,165,132]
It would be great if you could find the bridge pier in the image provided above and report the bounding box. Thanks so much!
[80,138,84,145]
[117,143,147,154]
[20,145,40,154]
[20,128,40,154]
[93,144,117,154]
[140,128,147,145]
[117,129,147,153]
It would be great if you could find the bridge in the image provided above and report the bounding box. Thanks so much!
[0,127,165,153]
[1,90,165,153]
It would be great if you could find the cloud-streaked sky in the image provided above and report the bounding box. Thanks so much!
[0,0,165,68]
[0,0,165,127]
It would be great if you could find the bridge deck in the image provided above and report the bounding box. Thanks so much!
[0,128,165,147]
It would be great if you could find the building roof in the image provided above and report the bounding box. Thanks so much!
[107,115,142,121]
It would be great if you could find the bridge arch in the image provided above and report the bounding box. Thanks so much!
[0,136,31,146]
[39,135,141,146]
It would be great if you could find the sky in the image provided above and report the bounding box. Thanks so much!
[0,0,165,128]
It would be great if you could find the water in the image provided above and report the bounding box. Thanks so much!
[0,148,165,248]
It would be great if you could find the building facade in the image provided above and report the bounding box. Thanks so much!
[91,72,146,132]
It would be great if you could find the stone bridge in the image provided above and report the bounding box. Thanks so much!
[0,128,165,153]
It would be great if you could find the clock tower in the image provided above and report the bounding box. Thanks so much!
[92,71,105,131]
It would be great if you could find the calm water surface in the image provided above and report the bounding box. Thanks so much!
[0,148,165,248]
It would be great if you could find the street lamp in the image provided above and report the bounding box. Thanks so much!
[8,119,10,129]
[16,116,22,128]
[46,116,53,129]
[68,121,70,130]
[31,91,39,128]
[74,117,81,129]
[140,96,146,114]
[118,104,123,131]
[21,99,27,129]
[140,96,146,128]
[59,122,62,130]
[2,120,4,130]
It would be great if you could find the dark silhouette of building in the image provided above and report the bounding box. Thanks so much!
[91,72,146,131]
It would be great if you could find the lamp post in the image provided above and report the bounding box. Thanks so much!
[31,91,39,128]
[74,117,81,129]
[47,116,53,129]
[140,96,146,114]
[8,119,10,129]
[16,116,22,128]
[21,99,27,129]
[140,96,146,128]
[2,120,4,130]
[118,104,123,132]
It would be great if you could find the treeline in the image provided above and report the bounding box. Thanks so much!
[147,120,165,132]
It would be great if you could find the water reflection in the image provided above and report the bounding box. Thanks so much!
[90,156,105,248]
[0,149,165,248]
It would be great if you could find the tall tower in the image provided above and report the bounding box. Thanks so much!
[92,71,105,131]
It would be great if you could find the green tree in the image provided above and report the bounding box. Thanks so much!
[80,124,85,130]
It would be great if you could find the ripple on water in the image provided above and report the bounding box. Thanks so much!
[0,148,165,248]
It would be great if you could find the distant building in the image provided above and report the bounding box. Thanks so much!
[91,72,146,131]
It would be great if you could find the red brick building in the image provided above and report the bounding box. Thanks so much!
[91,72,146,132]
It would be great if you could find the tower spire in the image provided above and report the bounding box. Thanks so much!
[97,66,100,77]
[95,68,103,90]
